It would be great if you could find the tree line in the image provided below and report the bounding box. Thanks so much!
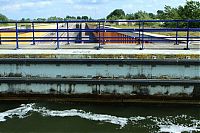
[19,15,92,22]
[106,0,200,27]
[107,0,199,20]
[0,15,92,23]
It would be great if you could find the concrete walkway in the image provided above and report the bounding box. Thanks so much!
[0,49,199,55]
[0,43,199,50]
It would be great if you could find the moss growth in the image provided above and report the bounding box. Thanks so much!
[0,53,199,59]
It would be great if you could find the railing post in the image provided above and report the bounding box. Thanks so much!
[0,34,1,45]
[56,21,59,49]
[32,22,35,45]
[138,22,141,44]
[98,21,101,49]
[80,22,82,43]
[15,22,19,49]
[67,22,70,45]
[175,21,179,45]
[185,21,190,50]
[102,21,105,45]
[140,21,144,50]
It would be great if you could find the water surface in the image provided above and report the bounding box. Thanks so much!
[0,101,199,133]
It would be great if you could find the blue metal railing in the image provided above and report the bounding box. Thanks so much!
[0,20,199,50]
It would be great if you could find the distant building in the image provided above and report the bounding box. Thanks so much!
[115,19,134,26]
[20,25,31,29]
[115,19,128,25]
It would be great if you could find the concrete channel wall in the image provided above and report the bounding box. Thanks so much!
[0,50,199,104]
[0,79,199,97]
[0,59,199,79]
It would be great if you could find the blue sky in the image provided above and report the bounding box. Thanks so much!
[0,0,198,20]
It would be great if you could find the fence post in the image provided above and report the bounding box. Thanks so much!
[102,21,105,45]
[140,21,144,50]
[56,21,59,49]
[98,21,101,49]
[80,22,82,43]
[0,34,1,45]
[185,21,190,50]
[175,21,179,45]
[67,22,70,45]
[138,22,141,44]
[32,22,35,45]
[15,22,19,49]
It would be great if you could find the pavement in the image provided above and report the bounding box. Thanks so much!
[0,48,199,55]
[0,42,199,50]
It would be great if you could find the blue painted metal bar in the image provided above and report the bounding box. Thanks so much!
[2,37,199,41]
[67,22,69,44]
[2,39,200,43]
[186,21,190,50]
[98,21,101,48]
[1,36,199,39]
[175,22,179,45]
[0,33,1,45]
[138,22,141,44]
[32,22,35,45]
[56,22,59,49]
[1,28,200,33]
[140,21,144,50]
[80,22,82,43]
[15,22,19,49]
[0,20,199,49]
[102,21,105,45]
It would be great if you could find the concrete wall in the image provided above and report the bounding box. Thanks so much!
[0,83,196,97]
[0,64,199,79]
[0,55,199,103]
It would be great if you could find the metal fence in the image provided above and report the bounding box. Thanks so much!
[0,20,199,50]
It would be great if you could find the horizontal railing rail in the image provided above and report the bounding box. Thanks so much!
[0,20,199,50]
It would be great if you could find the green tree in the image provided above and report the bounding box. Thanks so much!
[25,18,31,22]
[126,13,134,20]
[81,16,89,20]
[133,11,152,20]
[47,16,57,21]
[21,18,25,22]
[107,9,125,20]
[148,13,156,19]
[0,13,8,21]
[156,10,165,20]
[37,18,46,21]
[65,15,76,20]
[77,16,81,19]
[158,0,200,27]
[164,6,181,20]
[178,0,200,20]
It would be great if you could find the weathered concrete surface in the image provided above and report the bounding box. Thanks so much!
[0,60,199,79]
[0,49,199,104]
[0,78,199,97]
[0,49,199,59]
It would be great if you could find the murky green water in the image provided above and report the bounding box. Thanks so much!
[0,101,199,133]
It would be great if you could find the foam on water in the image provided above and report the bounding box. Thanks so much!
[0,103,128,128]
[39,108,128,128]
[158,125,200,133]
[0,103,199,133]
[147,115,200,133]
[0,103,34,122]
